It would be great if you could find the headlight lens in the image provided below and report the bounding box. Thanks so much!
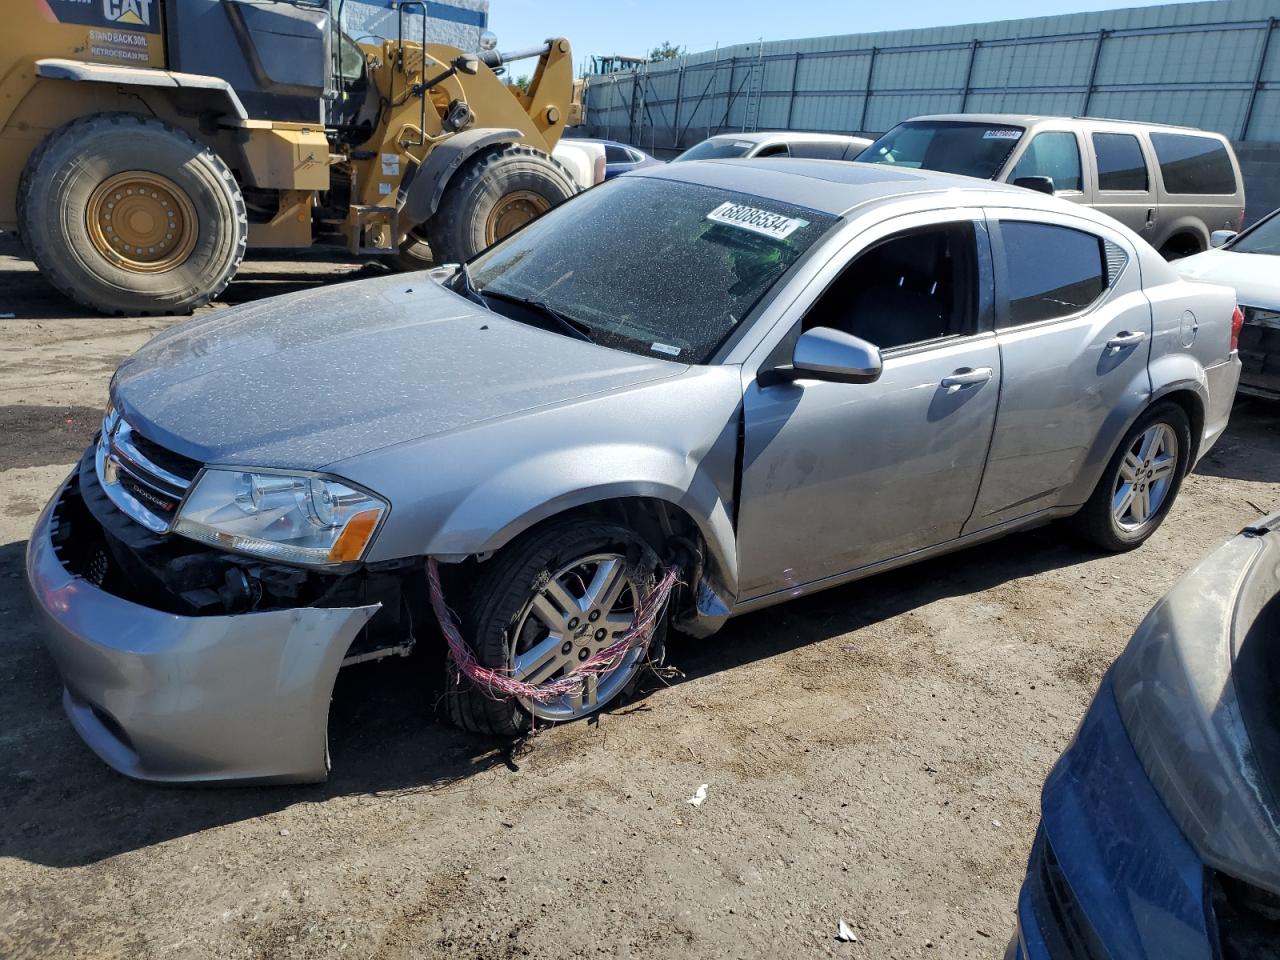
[173,469,387,567]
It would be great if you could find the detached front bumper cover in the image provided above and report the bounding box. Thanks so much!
[26,475,379,785]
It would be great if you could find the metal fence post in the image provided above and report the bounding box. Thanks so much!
[858,46,879,135]
[673,66,685,149]
[959,39,980,112]
[786,52,802,129]
[1081,29,1110,116]
[1241,17,1277,140]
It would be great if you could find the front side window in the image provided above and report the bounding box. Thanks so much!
[1093,133,1149,191]
[672,138,754,162]
[1150,133,1237,195]
[803,223,978,351]
[470,176,837,363]
[1011,132,1083,192]
[857,121,1025,180]
[1000,222,1105,326]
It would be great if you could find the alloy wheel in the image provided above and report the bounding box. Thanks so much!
[1112,423,1179,531]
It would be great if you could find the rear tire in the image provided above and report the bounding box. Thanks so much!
[1070,401,1191,551]
[423,144,577,266]
[18,113,247,316]
[443,518,665,737]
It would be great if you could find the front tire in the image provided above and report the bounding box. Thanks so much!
[1071,401,1191,551]
[423,144,577,266]
[18,113,247,316]
[444,518,664,737]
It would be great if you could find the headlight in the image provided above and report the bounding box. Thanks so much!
[173,469,388,568]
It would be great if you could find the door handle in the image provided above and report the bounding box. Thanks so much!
[940,366,993,390]
[1106,331,1147,350]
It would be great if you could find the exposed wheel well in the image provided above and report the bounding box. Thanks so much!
[1157,389,1206,468]
[1158,233,1204,260]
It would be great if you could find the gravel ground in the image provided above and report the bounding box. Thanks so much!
[1,234,1277,959]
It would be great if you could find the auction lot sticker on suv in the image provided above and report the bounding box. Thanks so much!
[707,202,809,240]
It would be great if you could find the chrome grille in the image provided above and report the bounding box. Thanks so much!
[95,409,200,533]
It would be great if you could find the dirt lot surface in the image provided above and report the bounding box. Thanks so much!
[1,233,1277,959]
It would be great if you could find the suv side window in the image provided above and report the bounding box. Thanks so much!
[802,222,978,351]
[999,222,1105,326]
[1011,132,1083,192]
[791,141,848,160]
[1149,133,1237,194]
[1092,133,1149,191]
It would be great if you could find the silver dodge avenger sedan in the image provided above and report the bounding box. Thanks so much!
[28,160,1242,784]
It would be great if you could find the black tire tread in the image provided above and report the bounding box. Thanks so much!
[18,112,247,316]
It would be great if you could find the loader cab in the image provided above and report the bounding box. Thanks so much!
[163,0,336,123]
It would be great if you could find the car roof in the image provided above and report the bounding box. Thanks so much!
[906,113,1223,136]
[633,157,1036,217]
[703,131,863,145]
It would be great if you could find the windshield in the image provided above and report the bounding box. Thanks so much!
[469,176,837,363]
[857,120,1026,180]
[1230,211,1280,256]
[672,138,755,162]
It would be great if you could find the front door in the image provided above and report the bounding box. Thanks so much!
[734,212,1001,600]
[966,210,1152,532]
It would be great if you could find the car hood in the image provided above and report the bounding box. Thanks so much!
[1175,248,1280,309]
[110,273,682,470]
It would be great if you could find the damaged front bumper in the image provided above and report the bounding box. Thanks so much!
[26,472,379,785]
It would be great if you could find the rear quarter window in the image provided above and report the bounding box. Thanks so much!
[1150,133,1237,195]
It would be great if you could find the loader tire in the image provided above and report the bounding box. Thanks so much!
[424,144,577,265]
[18,113,247,316]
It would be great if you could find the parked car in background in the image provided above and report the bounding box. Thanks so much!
[858,114,1245,260]
[1175,206,1280,399]
[28,161,1240,785]
[672,131,873,162]
[1009,511,1280,960]
[552,139,607,190]
[570,138,663,179]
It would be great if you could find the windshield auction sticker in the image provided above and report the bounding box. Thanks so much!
[706,202,808,240]
[982,129,1023,140]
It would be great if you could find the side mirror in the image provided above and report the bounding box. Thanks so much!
[1210,230,1237,248]
[1013,175,1055,195]
[759,327,883,387]
[454,54,481,75]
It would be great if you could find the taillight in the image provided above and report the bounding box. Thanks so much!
[1231,305,1245,352]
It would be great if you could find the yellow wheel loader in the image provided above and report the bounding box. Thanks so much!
[0,1,576,315]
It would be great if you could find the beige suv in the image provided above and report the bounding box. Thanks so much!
[858,114,1246,259]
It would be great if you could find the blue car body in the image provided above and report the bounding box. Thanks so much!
[1010,513,1280,959]
[573,138,662,179]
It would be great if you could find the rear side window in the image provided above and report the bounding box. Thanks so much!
[1010,132,1083,192]
[790,141,848,160]
[1150,133,1236,195]
[754,143,790,158]
[1093,133,1149,191]
[603,144,630,163]
[1000,222,1105,326]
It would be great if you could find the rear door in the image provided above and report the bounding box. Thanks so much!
[1089,130,1160,241]
[966,210,1151,532]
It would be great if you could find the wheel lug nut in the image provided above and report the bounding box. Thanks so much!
[561,641,572,655]
[588,610,601,622]
[595,628,607,641]
[567,617,579,630]
[577,648,589,661]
